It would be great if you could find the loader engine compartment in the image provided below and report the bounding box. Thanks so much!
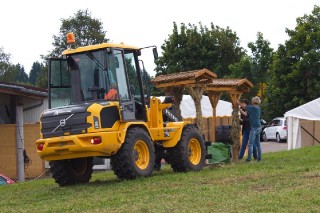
[40,102,121,138]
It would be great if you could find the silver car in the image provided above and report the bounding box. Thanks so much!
[262,117,287,143]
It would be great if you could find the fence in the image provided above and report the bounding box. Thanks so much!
[0,124,45,179]
[184,116,232,142]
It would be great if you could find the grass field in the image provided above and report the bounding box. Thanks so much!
[0,146,319,213]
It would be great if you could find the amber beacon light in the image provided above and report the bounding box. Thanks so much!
[67,32,75,44]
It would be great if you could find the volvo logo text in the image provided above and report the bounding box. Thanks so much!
[54,109,72,116]
[60,119,66,127]
[52,114,74,133]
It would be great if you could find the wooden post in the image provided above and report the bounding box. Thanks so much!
[228,92,242,162]
[207,92,221,142]
[187,85,205,132]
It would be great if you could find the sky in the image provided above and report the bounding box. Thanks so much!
[0,0,318,77]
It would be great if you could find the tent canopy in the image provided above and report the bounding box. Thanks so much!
[285,97,320,150]
[284,97,320,120]
[157,95,232,118]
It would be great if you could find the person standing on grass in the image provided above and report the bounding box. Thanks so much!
[238,96,262,162]
[238,99,257,160]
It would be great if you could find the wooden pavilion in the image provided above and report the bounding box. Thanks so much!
[152,70,253,161]
[206,78,253,160]
[151,69,217,131]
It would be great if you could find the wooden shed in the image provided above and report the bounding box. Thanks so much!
[0,82,48,181]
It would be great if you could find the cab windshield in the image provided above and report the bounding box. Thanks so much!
[72,50,116,101]
[49,48,141,109]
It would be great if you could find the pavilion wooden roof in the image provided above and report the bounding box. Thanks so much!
[151,68,217,88]
[206,78,253,93]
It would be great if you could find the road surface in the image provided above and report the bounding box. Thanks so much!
[261,141,288,153]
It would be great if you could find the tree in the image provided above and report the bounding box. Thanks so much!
[229,32,274,99]
[263,5,320,120]
[0,48,29,83]
[16,64,28,83]
[248,32,274,86]
[0,47,11,79]
[51,9,108,57]
[0,63,28,84]
[29,62,43,85]
[228,55,260,98]
[155,22,245,77]
[36,62,48,88]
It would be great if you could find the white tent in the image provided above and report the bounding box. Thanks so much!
[157,95,232,118]
[180,95,232,118]
[284,97,320,150]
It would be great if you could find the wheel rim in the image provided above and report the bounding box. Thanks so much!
[263,133,267,141]
[70,158,87,176]
[277,134,280,142]
[134,140,150,170]
[188,138,201,165]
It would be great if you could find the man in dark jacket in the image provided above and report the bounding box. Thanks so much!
[238,99,257,160]
[239,97,262,162]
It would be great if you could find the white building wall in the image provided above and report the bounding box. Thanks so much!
[0,93,11,124]
[23,97,48,123]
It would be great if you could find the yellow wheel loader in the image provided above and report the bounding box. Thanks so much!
[36,33,206,186]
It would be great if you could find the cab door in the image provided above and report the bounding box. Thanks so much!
[111,49,136,121]
[48,58,72,109]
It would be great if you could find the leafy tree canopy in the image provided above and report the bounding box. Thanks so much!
[229,32,274,100]
[248,32,274,84]
[29,61,43,85]
[0,48,29,84]
[263,5,320,120]
[0,63,29,84]
[0,47,11,78]
[35,63,48,88]
[155,22,245,77]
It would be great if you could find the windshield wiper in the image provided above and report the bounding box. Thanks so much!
[85,52,106,71]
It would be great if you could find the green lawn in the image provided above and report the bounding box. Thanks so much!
[1,146,319,213]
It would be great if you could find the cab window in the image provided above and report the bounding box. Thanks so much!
[113,49,130,102]
[124,52,141,100]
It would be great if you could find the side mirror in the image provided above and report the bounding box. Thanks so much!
[152,47,158,61]
[260,119,267,125]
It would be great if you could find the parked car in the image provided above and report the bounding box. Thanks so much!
[262,117,287,142]
[0,174,15,185]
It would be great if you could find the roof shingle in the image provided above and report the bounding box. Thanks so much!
[151,68,217,84]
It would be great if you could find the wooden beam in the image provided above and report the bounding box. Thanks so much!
[207,92,221,108]
[155,79,196,88]
[207,92,221,143]
[228,92,242,108]
[206,87,238,92]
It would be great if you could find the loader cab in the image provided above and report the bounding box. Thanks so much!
[48,45,147,122]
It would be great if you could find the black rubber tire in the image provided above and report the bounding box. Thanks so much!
[262,132,268,142]
[49,157,93,186]
[276,133,281,143]
[110,127,155,179]
[167,125,206,172]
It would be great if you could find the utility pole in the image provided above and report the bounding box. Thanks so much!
[16,96,25,182]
